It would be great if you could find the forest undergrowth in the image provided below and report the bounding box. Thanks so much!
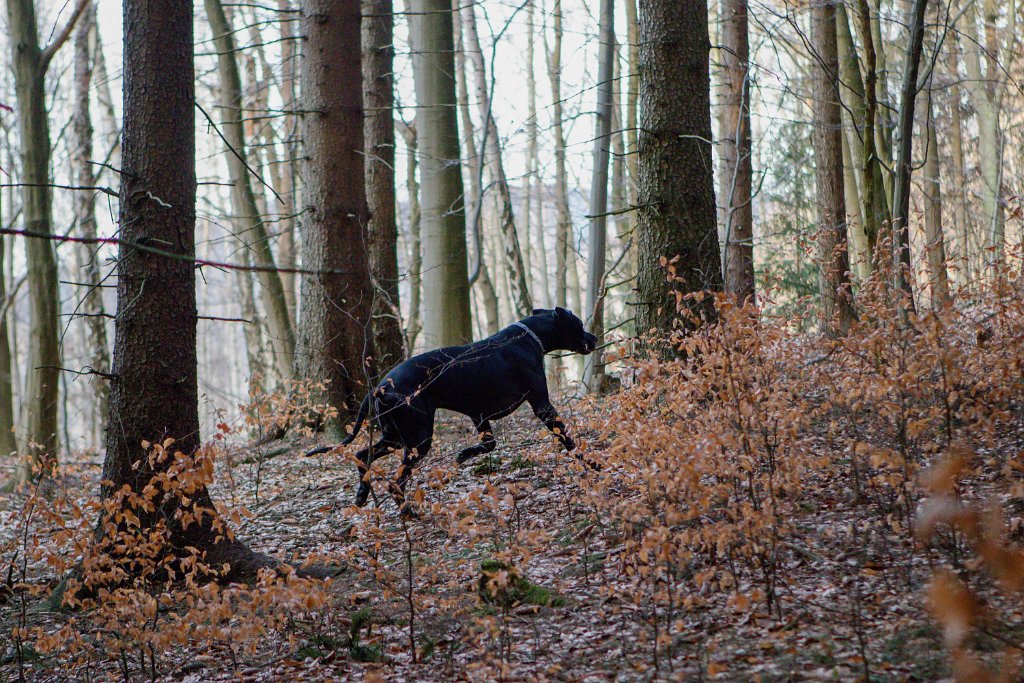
[2,275,1024,682]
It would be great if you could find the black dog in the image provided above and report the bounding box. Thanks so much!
[307,307,597,513]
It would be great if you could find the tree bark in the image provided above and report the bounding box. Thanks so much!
[72,1,111,449]
[583,0,614,392]
[277,0,300,318]
[852,0,888,255]
[947,40,970,286]
[460,2,533,317]
[889,0,927,310]
[718,0,755,301]
[363,0,405,375]
[206,0,296,382]
[398,120,423,350]
[922,88,950,308]
[410,0,472,346]
[635,0,723,351]
[296,0,375,430]
[105,0,270,580]
[811,0,856,336]
[545,0,572,316]
[0,199,14,458]
[453,6,499,335]
[7,0,85,480]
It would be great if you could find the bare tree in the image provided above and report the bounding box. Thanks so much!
[461,2,533,317]
[718,0,755,301]
[583,0,614,392]
[410,0,472,345]
[7,0,87,481]
[364,0,405,374]
[206,0,297,382]
[812,0,856,335]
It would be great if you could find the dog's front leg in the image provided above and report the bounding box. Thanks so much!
[529,398,575,452]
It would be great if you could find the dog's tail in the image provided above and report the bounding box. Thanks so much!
[304,393,372,457]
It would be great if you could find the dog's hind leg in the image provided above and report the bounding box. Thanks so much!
[391,435,432,517]
[354,438,394,507]
[456,420,496,465]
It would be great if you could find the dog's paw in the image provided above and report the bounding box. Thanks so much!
[561,437,576,452]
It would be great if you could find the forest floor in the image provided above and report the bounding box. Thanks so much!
[4,387,1016,682]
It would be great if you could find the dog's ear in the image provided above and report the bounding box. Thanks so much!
[554,306,568,319]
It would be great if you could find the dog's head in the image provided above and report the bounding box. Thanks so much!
[530,307,598,355]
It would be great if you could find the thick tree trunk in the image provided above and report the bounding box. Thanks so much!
[206,0,296,382]
[363,0,405,375]
[635,0,723,350]
[72,1,110,449]
[811,0,856,336]
[7,0,83,480]
[296,0,375,429]
[460,2,533,317]
[105,0,270,580]
[718,0,754,301]
[410,0,471,346]
[583,0,614,392]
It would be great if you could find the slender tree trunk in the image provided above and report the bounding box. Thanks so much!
[923,88,950,308]
[206,0,296,382]
[889,0,928,310]
[453,7,499,335]
[635,0,723,350]
[461,2,532,316]
[947,41,970,286]
[546,0,572,315]
[397,120,423,350]
[0,195,14,458]
[7,0,85,480]
[841,116,870,279]
[854,0,886,255]
[277,0,299,318]
[73,1,111,450]
[105,0,270,580]
[718,0,755,301]
[610,41,631,316]
[812,0,856,336]
[363,0,405,374]
[522,0,537,301]
[411,0,471,345]
[583,0,614,392]
[624,0,639,235]
[297,0,375,430]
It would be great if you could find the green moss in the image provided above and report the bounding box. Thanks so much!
[478,560,566,608]
[471,454,501,476]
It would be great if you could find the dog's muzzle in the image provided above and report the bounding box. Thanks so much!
[578,333,598,354]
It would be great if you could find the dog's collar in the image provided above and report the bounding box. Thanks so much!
[513,321,545,353]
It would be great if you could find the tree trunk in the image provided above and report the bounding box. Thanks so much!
[398,120,423,350]
[582,0,614,392]
[811,0,856,336]
[0,202,14,458]
[635,0,723,350]
[296,0,375,430]
[522,0,538,303]
[546,0,572,316]
[7,0,84,480]
[840,115,870,279]
[889,0,927,310]
[718,0,755,301]
[460,2,533,317]
[852,0,889,255]
[206,0,296,382]
[363,0,405,375]
[71,1,110,450]
[947,40,970,286]
[277,0,300,318]
[922,88,950,308]
[453,6,499,335]
[624,0,639,238]
[105,0,270,580]
[410,0,471,346]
